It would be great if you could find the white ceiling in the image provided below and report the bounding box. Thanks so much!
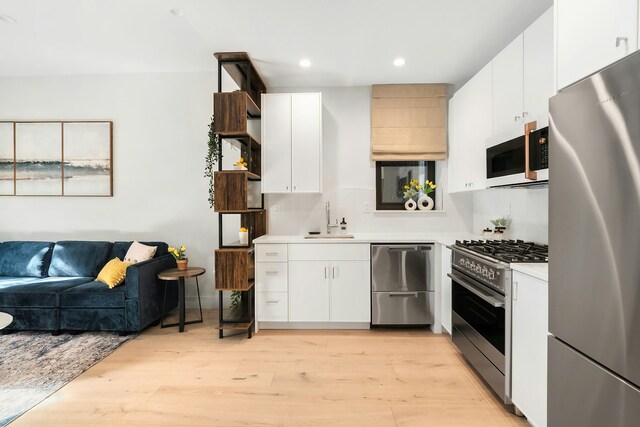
[0,0,553,88]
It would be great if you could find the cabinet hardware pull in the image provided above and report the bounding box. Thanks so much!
[266,300,279,304]
[266,252,278,256]
[266,271,278,275]
[522,111,528,117]
[524,120,538,180]
[616,36,628,47]
[332,267,337,279]
[514,115,521,122]
[324,267,328,278]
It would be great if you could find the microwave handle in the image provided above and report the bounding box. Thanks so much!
[524,120,538,181]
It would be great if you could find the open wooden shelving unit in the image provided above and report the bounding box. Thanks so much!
[213,52,267,339]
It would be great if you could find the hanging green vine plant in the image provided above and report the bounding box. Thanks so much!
[204,115,222,208]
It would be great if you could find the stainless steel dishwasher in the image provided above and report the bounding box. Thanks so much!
[371,244,434,326]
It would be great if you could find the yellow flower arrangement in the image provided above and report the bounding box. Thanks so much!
[234,157,248,168]
[239,227,248,232]
[168,245,187,260]
[402,178,437,200]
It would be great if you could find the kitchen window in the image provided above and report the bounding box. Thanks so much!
[375,161,436,210]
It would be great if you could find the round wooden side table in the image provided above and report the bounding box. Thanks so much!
[157,267,205,333]
[0,312,13,330]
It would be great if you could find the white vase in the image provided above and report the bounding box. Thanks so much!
[239,231,248,245]
[233,165,248,171]
[404,198,417,211]
[417,195,435,211]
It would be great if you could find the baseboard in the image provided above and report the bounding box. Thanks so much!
[258,322,370,330]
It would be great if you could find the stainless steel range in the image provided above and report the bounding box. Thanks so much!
[447,239,548,406]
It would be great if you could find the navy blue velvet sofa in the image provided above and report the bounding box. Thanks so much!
[0,240,178,333]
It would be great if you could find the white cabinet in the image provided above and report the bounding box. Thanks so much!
[523,7,555,127]
[492,34,524,137]
[557,0,638,90]
[447,62,492,193]
[440,245,452,334]
[262,93,322,194]
[261,94,291,193]
[511,271,549,427]
[256,244,289,323]
[289,259,370,323]
[289,260,330,321]
[329,261,370,322]
[291,93,322,193]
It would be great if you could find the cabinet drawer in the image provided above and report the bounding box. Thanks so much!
[256,262,288,292]
[257,291,288,322]
[256,244,288,262]
[288,244,370,261]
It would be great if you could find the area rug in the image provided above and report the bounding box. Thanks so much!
[0,331,136,426]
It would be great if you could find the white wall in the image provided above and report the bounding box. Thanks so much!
[266,86,474,235]
[472,187,548,243]
[0,71,223,308]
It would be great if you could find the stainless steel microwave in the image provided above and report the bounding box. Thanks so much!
[486,121,549,187]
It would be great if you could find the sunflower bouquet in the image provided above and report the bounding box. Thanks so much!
[402,179,437,200]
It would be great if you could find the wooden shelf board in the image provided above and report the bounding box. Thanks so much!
[219,133,261,148]
[244,93,261,118]
[214,170,261,181]
[215,321,254,331]
[216,208,265,214]
[214,52,267,94]
[215,280,255,292]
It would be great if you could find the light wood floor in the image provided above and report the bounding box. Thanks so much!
[13,310,528,426]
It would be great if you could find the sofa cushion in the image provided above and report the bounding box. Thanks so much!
[48,241,112,278]
[109,241,168,261]
[96,258,131,289]
[59,280,127,308]
[0,276,94,307]
[0,241,54,278]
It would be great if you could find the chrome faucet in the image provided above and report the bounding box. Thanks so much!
[326,202,339,234]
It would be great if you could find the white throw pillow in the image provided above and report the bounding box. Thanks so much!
[124,241,157,264]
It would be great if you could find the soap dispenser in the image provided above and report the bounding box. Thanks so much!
[340,217,347,233]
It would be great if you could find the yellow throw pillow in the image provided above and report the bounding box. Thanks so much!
[97,257,131,289]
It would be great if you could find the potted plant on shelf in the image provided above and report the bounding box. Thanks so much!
[402,179,437,211]
[233,157,248,170]
[239,227,249,245]
[169,246,188,270]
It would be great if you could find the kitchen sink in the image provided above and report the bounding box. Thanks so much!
[304,234,355,239]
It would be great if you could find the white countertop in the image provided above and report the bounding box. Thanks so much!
[253,232,481,246]
[510,263,548,282]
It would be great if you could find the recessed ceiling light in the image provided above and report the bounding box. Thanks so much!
[0,15,17,24]
[169,8,183,16]
[393,58,406,67]
[299,59,311,68]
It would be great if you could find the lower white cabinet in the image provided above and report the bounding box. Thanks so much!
[289,260,330,321]
[256,243,371,326]
[511,270,548,427]
[289,260,370,322]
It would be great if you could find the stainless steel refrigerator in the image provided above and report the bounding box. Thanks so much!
[549,51,640,426]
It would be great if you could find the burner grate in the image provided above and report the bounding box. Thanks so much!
[455,239,548,263]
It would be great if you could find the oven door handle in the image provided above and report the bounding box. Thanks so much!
[447,273,505,308]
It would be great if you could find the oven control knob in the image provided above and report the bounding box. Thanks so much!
[488,270,496,280]
[481,267,489,276]
[475,265,482,273]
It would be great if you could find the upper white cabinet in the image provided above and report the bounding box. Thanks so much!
[448,62,492,193]
[511,270,549,427]
[262,93,322,193]
[556,0,638,90]
[492,7,554,137]
[523,7,554,127]
[492,34,524,137]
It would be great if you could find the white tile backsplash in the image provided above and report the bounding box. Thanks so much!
[472,187,548,243]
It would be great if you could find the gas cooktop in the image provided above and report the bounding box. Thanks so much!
[454,239,548,263]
